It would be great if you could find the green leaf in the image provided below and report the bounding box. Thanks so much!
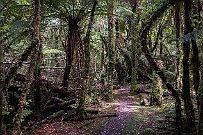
[43,49,63,54]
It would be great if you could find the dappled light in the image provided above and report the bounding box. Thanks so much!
[0,0,203,134]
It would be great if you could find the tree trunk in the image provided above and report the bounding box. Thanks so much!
[130,1,138,94]
[12,0,42,134]
[78,0,97,119]
[75,35,84,119]
[174,2,181,90]
[140,0,182,128]
[63,20,80,90]
[191,38,200,109]
[0,21,4,135]
[12,69,34,135]
[150,72,163,106]
[199,42,203,135]
[33,39,42,119]
[197,1,203,134]
[182,0,197,133]
[191,0,201,111]
[106,0,115,100]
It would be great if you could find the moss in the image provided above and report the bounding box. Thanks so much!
[130,67,138,95]
[142,128,157,135]
[150,73,163,106]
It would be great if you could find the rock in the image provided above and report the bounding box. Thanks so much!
[139,93,150,106]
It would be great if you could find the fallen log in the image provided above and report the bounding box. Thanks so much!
[40,110,65,124]
[45,97,66,106]
[43,99,76,114]
[84,112,117,120]
[85,109,99,114]
[63,109,78,120]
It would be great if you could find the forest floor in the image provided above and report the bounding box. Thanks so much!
[31,85,179,135]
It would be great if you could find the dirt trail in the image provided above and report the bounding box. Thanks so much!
[99,87,138,135]
[31,86,177,135]
[96,86,177,135]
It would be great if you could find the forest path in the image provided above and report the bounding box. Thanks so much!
[94,86,177,135]
[31,86,177,135]
[98,86,138,135]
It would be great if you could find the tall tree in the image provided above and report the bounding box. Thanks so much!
[12,0,42,134]
[174,2,181,90]
[199,38,203,135]
[106,0,115,100]
[78,0,97,119]
[182,0,197,133]
[33,0,43,119]
[191,0,200,111]
[197,1,203,134]
[130,0,139,94]
[63,19,80,90]
[140,0,182,128]
[0,15,4,135]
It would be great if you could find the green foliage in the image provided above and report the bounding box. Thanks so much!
[21,109,32,122]
[43,49,63,55]
[14,0,30,5]
[142,128,156,135]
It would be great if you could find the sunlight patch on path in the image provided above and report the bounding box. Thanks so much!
[99,87,138,135]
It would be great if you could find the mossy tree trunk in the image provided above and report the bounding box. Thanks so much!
[140,0,182,128]
[130,1,139,94]
[150,72,163,106]
[106,0,115,100]
[191,0,202,111]
[33,38,42,119]
[174,2,181,90]
[12,0,42,134]
[63,20,80,91]
[182,0,197,133]
[197,1,203,134]
[78,0,97,118]
[199,39,203,135]
[0,19,4,134]
[83,0,97,100]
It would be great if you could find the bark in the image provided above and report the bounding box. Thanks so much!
[106,0,115,100]
[76,36,85,119]
[0,21,4,135]
[83,0,97,102]
[140,0,182,128]
[67,20,84,119]
[43,99,76,113]
[191,0,201,111]
[150,72,163,106]
[12,0,42,134]
[174,2,181,90]
[81,1,97,111]
[33,0,43,117]
[182,0,197,133]
[84,113,117,120]
[130,1,138,94]
[191,38,200,109]
[34,49,42,119]
[198,1,203,134]
[115,20,125,84]
[63,19,81,90]
[0,36,37,135]
[199,47,203,135]
[33,39,42,119]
